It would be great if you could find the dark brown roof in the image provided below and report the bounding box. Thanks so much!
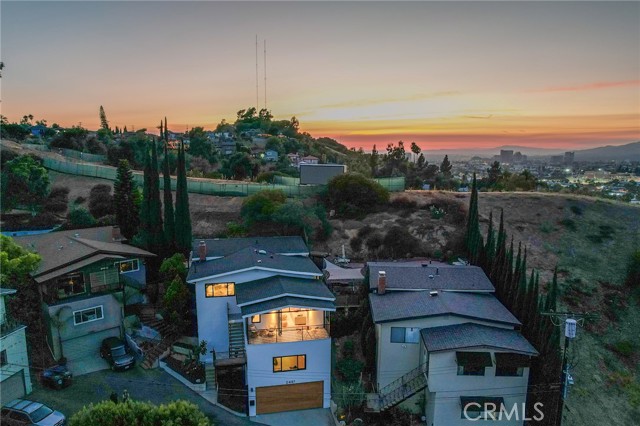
[12,226,154,281]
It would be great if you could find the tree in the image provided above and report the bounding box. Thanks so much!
[88,184,114,218]
[113,160,140,240]
[67,207,97,228]
[1,155,49,212]
[162,142,175,249]
[369,144,379,176]
[410,142,421,163]
[160,253,187,281]
[69,399,209,426]
[326,173,390,218]
[0,236,44,352]
[440,155,452,179]
[464,173,482,261]
[163,275,191,333]
[188,127,217,163]
[487,161,502,187]
[174,142,192,255]
[99,105,109,130]
[137,140,164,253]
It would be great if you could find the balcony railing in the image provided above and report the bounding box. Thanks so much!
[247,324,330,345]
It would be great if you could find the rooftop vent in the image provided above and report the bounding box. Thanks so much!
[257,259,262,263]
[430,290,438,297]
[74,233,80,238]
[258,249,267,255]
[429,274,434,279]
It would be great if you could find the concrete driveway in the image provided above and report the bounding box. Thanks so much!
[29,366,260,426]
[253,408,334,426]
[66,356,109,376]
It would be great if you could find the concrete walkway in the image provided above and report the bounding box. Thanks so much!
[253,408,334,426]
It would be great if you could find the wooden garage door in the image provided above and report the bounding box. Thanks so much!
[0,370,25,405]
[256,381,323,414]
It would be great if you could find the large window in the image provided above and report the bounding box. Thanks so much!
[495,353,528,377]
[0,350,7,366]
[73,306,104,325]
[273,355,306,372]
[456,352,492,376]
[390,327,420,344]
[117,259,139,273]
[205,283,235,297]
[56,273,85,298]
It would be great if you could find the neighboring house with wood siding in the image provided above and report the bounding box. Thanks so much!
[12,226,154,367]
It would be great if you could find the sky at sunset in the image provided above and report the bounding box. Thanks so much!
[1,1,639,151]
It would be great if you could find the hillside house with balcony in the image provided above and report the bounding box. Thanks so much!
[13,226,154,365]
[187,236,335,416]
[366,262,537,426]
[0,288,32,404]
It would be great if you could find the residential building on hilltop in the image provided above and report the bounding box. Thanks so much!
[12,226,154,369]
[186,236,335,417]
[366,262,537,426]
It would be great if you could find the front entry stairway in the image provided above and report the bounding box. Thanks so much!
[365,364,428,412]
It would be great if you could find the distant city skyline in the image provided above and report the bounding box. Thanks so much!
[1,1,638,151]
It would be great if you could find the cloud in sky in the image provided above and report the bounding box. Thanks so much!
[528,79,640,93]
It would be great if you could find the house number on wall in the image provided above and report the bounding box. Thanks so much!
[286,380,296,384]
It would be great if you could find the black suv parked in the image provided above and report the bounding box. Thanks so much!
[100,337,135,371]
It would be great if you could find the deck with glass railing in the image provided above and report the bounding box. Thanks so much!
[247,324,329,344]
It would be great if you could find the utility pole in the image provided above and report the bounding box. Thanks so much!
[540,311,597,426]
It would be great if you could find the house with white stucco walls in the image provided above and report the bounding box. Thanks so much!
[186,236,335,417]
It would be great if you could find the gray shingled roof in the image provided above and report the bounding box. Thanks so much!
[191,236,309,258]
[420,323,538,355]
[369,291,520,325]
[235,276,335,306]
[187,247,321,282]
[240,296,335,317]
[367,263,494,292]
[12,226,154,280]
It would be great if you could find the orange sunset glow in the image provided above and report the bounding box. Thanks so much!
[1,1,638,151]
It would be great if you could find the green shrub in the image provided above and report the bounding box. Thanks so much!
[539,221,556,234]
[342,340,355,358]
[570,205,583,215]
[336,358,364,383]
[67,207,96,228]
[560,218,577,231]
[326,173,389,218]
[610,340,637,358]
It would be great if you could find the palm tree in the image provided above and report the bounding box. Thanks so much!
[50,306,72,361]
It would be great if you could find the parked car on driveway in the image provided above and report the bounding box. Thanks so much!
[40,364,73,389]
[100,337,135,371]
[1,399,66,426]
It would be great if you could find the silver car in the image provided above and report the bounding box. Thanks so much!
[1,399,66,426]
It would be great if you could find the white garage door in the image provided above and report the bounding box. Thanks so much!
[0,370,25,405]
[62,327,121,361]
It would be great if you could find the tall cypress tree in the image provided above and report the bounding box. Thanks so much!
[137,146,152,249]
[149,138,164,252]
[113,160,139,240]
[484,210,495,267]
[174,141,192,255]
[164,117,168,141]
[464,173,482,262]
[163,141,175,249]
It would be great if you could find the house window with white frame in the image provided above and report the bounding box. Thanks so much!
[73,306,104,325]
[456,351,492,376]
[390,327,420,344]
[205,283,235,297]
[117,259,139,273]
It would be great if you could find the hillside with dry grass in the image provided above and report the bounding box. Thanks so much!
[18,170,640,425]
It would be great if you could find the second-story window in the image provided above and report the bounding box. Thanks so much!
[390,327,420,344]
[55,273,85,298]
[73,306,104,325]
[0,350,7,367]
[495,353,529,377]
[273,355,306,372]
[456,351,492,376]
[205,283,235,297]
[117,259,139,273]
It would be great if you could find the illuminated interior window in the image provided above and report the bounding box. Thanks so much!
[251,315,261,323]
[273,355,306,372]
[205,283,235,297]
